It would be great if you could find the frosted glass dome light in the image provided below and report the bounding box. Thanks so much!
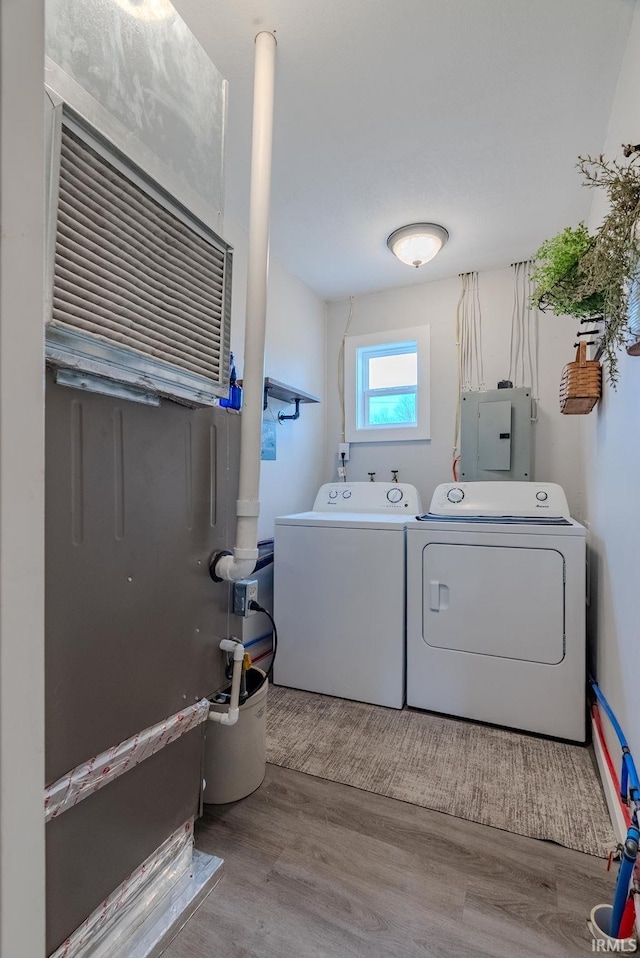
[387,223,449,268]
[114,0,175,21]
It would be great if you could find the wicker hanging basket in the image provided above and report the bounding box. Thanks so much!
[559,341,602,415]
[560,343,602,416]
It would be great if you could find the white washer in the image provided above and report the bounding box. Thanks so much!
[274,482,422,708]
[406,482,585,741]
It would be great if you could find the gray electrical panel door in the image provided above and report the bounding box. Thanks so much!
[461,387,532,481]
[477,400,512,471]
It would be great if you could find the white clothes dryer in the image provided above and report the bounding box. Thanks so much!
[274,482,422,709]
[406,482,585,741]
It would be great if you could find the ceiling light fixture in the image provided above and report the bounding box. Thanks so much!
[387,223,449,268]
[113,0,175,22]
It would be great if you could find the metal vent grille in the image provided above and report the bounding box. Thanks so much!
[51,125,230,387]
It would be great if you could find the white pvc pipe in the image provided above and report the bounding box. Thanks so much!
[208,638,245,727]
[214,31,277,583]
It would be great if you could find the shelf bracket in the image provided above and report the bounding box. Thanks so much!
[277,399,301,423]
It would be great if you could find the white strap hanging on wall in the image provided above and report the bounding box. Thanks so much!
[509,260,540,419]
[453,271,485,470]
[457,271,485,392]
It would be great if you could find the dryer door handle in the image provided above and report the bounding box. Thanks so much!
[429,580,449,612]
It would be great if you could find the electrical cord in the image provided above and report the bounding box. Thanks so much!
[248,601,278,686]
[337,296,354,443]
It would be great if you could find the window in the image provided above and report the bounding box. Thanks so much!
[359,342,417,427]
[344,326,430,442]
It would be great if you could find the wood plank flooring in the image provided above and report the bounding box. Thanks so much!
[164,764,616,958]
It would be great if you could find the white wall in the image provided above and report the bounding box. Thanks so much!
[224,217,326,539]
[0,1,46,955]
[583,5,640,763]
[326,267,585,513]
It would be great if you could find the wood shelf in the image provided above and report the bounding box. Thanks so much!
[262,377,321,408]
[238,376,322,411]
[236,376,321,423]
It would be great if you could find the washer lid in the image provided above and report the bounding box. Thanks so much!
[275,511,411,531]
[428,481,570,518]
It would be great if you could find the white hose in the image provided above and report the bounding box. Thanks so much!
[508,261,539,420]
[453,271,484,464]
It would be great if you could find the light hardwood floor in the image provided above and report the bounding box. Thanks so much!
[164,764,615,958]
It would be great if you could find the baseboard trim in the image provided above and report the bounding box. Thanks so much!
[591,709,630,845]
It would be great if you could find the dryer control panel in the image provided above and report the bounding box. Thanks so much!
[429,481,570,518]
[313,482,422,514]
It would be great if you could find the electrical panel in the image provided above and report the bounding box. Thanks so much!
[460,387,532,481]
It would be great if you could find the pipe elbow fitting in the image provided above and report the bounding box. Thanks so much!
[219,638,245,660]
[210,551,257,583]
[219,708,239,726]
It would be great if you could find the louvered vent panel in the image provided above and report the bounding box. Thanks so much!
[52,126,228,385]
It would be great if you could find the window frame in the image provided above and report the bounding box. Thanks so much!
[345,325,431,443]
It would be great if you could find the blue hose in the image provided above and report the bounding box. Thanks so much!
[590,679,640,938]
[612,826,639,937]
[591,680,640,801]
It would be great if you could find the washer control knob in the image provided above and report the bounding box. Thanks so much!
[342,490,352,499]
[386,488,403,503]
[329,489,338,499]
[447,488,465,504]
[536,491,548,502]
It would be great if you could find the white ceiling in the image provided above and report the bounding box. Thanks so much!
[173,0,635,300]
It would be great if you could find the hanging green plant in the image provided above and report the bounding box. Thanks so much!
[531,223,605,319]
[571,153,640,383]
[531,152,640,384]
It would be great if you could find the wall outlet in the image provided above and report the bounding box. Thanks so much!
[233,579,258,617]
[338,442,350,461]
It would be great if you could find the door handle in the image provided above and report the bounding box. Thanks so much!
[429,580,449,612]
[429,580,440,611]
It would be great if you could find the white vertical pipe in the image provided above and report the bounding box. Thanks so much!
[215,31,277,582]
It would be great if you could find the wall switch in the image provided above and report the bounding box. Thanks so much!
[338,442,350,461]
[233,579,258,617]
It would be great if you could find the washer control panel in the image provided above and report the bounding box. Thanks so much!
[429,482,570,518]
[314,482,422,513]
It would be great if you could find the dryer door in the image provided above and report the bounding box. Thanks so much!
[422,543,564,664]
